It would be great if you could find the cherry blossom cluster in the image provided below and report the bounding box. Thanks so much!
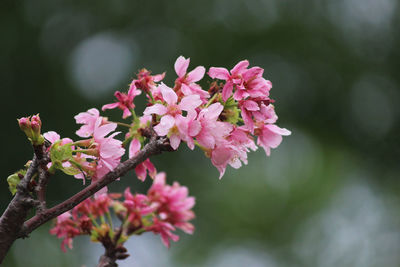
[18,56,290,186]
[50,172,195,252]
[8,56,291,265]
[138,56,291,177]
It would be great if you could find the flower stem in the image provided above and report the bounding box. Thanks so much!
[114,122,131,128]
[205,93,218,108]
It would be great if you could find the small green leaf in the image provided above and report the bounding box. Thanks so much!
[6,169,26,195]
[60,166,81,176]
[50,141,73,162]
[7,173,20,195]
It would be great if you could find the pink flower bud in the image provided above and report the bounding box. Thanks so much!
[18,117,31,133]
[31,114,42,135]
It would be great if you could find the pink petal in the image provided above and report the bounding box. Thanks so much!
[242,100,259,111]
[143,104,167,116]
[204,103,224,120]
[129,139,141,158]
[188,120,201,136]
[179,95,202,111]
[159,83,178,105]
[94,121,117,139]
[169,134,181,150]
[154,172,166,184]
[208,67,230,80]
[241,108,254,133]
[242,66,263,80]
[222,81,234,102]
[102,102,119,111]
[187,66,205,83]
[74,108,99,124]
[154,115,175,136]
[122,108,132,119]
[266,124,291,136]
[196,130,215,149]
[43,131,60,143]
[261,127,283,149]
[135,164,146,181]
[128,87,141,99]
[143,159,157,178]
[231,60,249,75]
[212,147,232,166]
[174,56,190,78]
[153,72,166,82]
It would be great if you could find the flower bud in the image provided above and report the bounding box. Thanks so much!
[31,114,42,136]
[18,117,32,138]
[17,115,44,145]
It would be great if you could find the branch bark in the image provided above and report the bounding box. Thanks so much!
[0,147,42,263]
[97,228,128,267]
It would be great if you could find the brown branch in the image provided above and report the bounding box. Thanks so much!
[34,144,51,212]
[97,228,128,267]
[0,149,42,263]
[19,135,169,238]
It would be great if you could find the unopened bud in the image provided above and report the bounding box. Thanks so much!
[17,115,44,145]
[31,114,42,135]
[18,117,33,138]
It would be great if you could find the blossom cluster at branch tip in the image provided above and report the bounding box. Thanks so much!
[12,55,291,262]
[141,56,291,178]
[50,173,195,252]
[16,55,290,189]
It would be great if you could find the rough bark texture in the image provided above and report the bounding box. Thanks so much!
[98,255,118,267]
[0,154,39,263]
[96,228,129,267]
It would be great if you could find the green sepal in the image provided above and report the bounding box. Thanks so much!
[50,141,73,163]
[60,166,81,176]
[224,106,240,124]
[117,234,129,245]
[7,170,26,195]
[90,230,99,242]
[223,96,236,108]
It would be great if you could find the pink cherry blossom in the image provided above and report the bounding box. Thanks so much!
[147,172,195,246]
[49,211,80,252]
[195,103,233,149]
[102,85,142,119]
[143,83,202,150]
[174,56,209,101]
[75,108,102,138]
[91,118,125,180]
[255,124,291,156]
[123,188,155,218]
[210,139,249,179]
[129,138,157,181]
[175,110,201,150]
[233,67,272,101]
[208,60,249,101]
[133,68,165,93]
[239,99,275,132]
[43,131,73,146]
[147,218,179,248]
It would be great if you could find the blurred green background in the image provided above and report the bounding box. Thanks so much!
[1,0,400,266]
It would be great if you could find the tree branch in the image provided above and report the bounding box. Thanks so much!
[35,145,51,212]
[0,146,43,263]
[19,135,169,238]
[97,228,128,267]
